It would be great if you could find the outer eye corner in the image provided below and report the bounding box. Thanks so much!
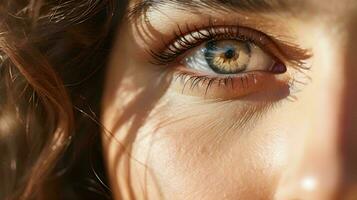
[270,62,288,74]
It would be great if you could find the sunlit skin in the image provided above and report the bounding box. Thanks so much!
[101,0,357,199]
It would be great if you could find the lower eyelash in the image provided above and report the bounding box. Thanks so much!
[174,71,259,96]
[170,67,305,101]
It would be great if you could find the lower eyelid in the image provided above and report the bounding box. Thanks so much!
[169,70,290,100]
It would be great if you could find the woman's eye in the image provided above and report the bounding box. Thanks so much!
[149,25,310,99]
[183,39,285,76]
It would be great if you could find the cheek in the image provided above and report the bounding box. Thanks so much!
[123,97,290,200]
[102,33,293,199]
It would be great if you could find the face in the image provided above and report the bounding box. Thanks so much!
[101,0,357,199]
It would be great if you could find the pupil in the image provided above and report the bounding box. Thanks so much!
[224,48,236,59]
[204,40,251,74]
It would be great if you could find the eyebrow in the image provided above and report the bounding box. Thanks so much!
[128,0,302,20]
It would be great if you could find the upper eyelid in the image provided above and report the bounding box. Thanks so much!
[173,25,275,52]
[150,26,261,64]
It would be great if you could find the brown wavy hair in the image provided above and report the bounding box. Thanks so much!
[0,0,127,199]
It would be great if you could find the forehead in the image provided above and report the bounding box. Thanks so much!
[129,0,357,26]
[130,0,357,14]
[308,0,357,13]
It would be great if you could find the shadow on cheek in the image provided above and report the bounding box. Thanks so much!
[104,67,172,199]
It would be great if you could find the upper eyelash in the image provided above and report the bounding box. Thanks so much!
[149,24,263,65]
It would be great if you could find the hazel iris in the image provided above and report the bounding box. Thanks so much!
[204,40,252,74]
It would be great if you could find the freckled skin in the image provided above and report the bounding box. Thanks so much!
[101,0,357,199]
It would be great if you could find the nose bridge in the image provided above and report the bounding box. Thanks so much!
[275,34,344,200]
[275,21,357,199]
[337,14,357,198]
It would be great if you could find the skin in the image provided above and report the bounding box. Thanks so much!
[101,0,357,199]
